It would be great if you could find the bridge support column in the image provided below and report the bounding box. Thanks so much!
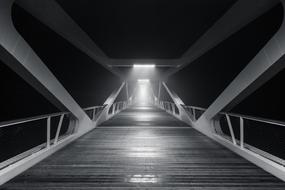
[0,0,93,133]
[96,82,125,125]
[201,1,285,121]
[161,82,192,124]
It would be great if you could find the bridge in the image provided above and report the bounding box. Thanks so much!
[1,0,285,189]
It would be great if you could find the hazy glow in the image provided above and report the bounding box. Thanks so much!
[137,79,150,83]
[133,64,155,68]
[136,106,152,110]
[137,83,149,105]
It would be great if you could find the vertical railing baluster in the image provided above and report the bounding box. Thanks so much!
[47,116,51,148]
[193,108,196,121]
[226,114,236,145]
[93,108,96,120]
[112,103,116,115]
[240,117,244,149]
[54,114,64,144]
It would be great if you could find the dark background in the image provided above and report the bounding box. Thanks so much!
[55,0,236,59]
[0,1,284,121]
[167,3,285,121]
[1,1,285,160]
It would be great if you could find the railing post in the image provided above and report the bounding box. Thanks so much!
[172,103,175,115]
[193,108,196,121]
[225,114,236,145]
[112,104,116,115]
[54,114,64,144]
[158,81,162,101]
[47,116,51,148]
[92,108,96,120]
[240,117,244,149]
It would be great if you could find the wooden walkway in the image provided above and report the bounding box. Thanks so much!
[2,106,285,189]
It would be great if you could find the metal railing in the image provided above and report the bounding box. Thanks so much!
[156,100,180,116]
[83,106,105,121]
[156,101,285,166]
[0,101,128,171]
[108,101,128,116]
[183,105,285,166]
[182,105,206,121]
[0,111,72,170]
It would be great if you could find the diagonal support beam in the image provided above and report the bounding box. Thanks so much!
[96,82,125,125]
[158,81,162,101]
[16,0,279,80]
[0,0,92,132]
[200,1,285,120]
[163,0,279,79]
[125,81,129,100]
[16,0,123,78]
[162,82,191,124]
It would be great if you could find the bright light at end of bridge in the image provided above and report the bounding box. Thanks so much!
[133,64,155,68]
[136,79,151,105]
[137,79,150,83]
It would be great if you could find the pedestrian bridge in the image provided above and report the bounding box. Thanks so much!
[2,105,285,189]
[1,0,285,189]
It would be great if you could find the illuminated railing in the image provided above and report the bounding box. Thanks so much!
[0,111,72,170]
[156,100,180,116]
[83,106,105,120]
[183,105,285,166]
[0,101,129,171]
[182,105,205,121]
[108,101,128,115]
[155,100,285,166]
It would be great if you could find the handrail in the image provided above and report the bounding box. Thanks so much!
[0,102,128,170]
[83,105,103,111]
[0,111,68,128]
[178,104,285,166]
[155,100,179,116]
[183,105,285,127]
[0,105,106,129]
[157,100,285,176]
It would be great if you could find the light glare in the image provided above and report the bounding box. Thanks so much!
[133,64,155,68]
[138,79,150,83]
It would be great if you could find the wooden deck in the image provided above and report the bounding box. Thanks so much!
[2,106,285,189]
